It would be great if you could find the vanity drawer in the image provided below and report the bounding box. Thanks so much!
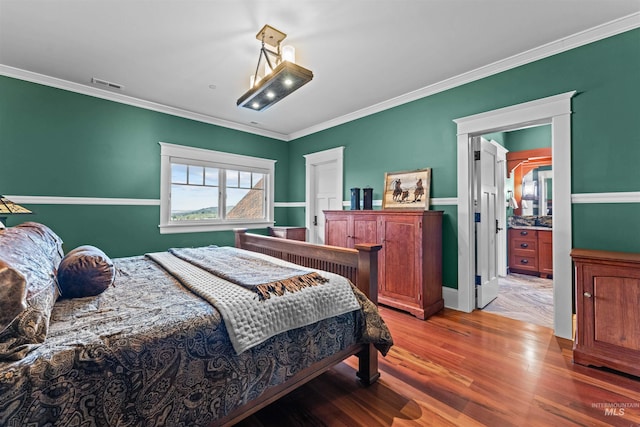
[513,229,535,238]
[511,236,537,254]
[510,254,538,272]
[509,228,538,257]
[508,228,540,274]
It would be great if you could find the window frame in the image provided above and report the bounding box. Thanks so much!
[159,142,275,234]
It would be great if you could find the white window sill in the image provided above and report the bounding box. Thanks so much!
[159,220,274,234]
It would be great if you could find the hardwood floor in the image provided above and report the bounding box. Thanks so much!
[237,307,640,427]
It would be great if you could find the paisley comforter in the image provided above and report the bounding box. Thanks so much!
[147,247,361,354]
[0,252,392,426]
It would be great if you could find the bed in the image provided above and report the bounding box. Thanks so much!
[0,223,391,426]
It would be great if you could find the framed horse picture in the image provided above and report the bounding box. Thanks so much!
[382,168,431,210]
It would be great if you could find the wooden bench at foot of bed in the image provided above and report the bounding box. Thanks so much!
[216,229,382,426]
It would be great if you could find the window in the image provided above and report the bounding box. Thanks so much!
[159,142,275,234]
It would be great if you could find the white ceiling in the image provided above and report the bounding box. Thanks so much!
[1,1,639,140]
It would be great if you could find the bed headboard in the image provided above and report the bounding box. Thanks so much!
[234,229,381,303]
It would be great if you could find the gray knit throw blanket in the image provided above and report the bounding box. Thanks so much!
[168,246,329,300]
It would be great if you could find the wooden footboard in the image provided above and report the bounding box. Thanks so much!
[216,229,382,426]
[234,228,381,303]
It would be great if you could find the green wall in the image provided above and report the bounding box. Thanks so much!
[483,125,551,151]
[1,29,639,288]
[482,131,506,146]
[504,125,551,152]
[288,29,640,288]
[0,77,289,256]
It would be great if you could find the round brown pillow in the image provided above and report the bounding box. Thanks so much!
[57,245,115,299]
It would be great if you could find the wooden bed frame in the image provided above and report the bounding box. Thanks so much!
[214,229,383,426]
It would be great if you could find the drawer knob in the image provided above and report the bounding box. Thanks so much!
[584,292,592,298]
[520,243,529,248]
[520,259,529,264]
[520,231,528,236]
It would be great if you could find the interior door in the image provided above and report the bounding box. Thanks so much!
[311,162,341,244]
[494,143,508,277]
[305,148,344,244]
[475,137,499,308]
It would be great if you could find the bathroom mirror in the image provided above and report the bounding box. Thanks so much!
[521,166,552,216]
[506,147,552,217]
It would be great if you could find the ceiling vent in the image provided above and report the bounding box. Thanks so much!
[91,77,124,91]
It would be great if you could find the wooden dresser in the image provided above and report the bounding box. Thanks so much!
[324,210,443,319]
[571,248,640,377]
[508,228,553,278]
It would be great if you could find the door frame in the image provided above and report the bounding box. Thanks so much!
[304,146,344,243]
[454,91,576,339]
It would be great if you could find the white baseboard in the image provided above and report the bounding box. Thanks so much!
[442,286,460,311]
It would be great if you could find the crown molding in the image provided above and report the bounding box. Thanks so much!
[0,65,290,141]
[288,12,640,140]
[1,13,638,142]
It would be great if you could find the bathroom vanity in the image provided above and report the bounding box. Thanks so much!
[508,225,553,278]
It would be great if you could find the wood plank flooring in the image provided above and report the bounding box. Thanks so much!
[236,307,640,427]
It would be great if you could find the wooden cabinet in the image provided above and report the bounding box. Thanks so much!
[268,226,306,241]
[324,210,443,319]
[508,228,553,278]
[324,211,377,249]
[538,230,553,277]
[571,249,640,377]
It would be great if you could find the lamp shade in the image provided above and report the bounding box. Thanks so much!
[0,196,32,228]
[281,45,295,63]
[0,196,32,215]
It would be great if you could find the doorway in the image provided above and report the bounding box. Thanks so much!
[304,147,344,244]
[479,129,554,328]
[454,91,576,340]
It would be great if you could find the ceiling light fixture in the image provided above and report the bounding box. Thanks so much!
[237,25,313,111]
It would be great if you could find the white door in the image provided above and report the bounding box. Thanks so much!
[475,137,499,308]
[311,162,341,244]
[494,142,509,277]
[304,147,344,244]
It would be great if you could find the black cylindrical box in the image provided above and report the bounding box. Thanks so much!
[363,187,373,210]
[350,188,361,210]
